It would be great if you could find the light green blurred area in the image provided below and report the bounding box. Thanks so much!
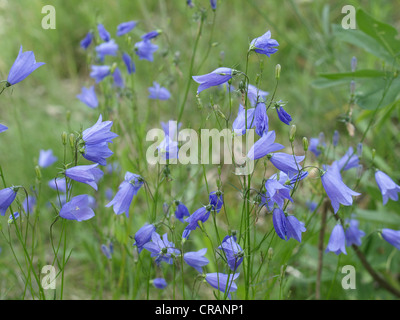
[0,0,399,300]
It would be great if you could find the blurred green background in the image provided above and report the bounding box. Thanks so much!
[0,0,399,300]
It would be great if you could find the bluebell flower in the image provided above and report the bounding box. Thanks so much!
[247,84,269,106]
[22,195,36,214]
[175,201,190,223]
[0,187,18,216]
[309,136,326,157]
[336,147,359,171]
[187,0,194,8]
[8,211,20,224]
[184,248,209,273]
[210,0,217,10]
[7,46,45,86]
[97,24,111,42]
[182,207,209,239]
[247,131,284,160]
[106,172,144,217]
[148,81,171,100]
[65,164,104,191]
[101,243,113,259]
[122,53,135,74]
[152,278,168,289]
[161,120,181,140]
[80,114,118,165]
[381,228,400,250]
[157,135,179,160]
[0,124,8,133]
[332,130,339,147]
[286,215,307,243]
[232,104,256,136]
[209,191,223,213]
[192,67,234,94]
[143,232,180,265]
[59,194,95,221]
[345,219,365,247]
[321,163,360,214]
[254,102,268,137]
[306,200,318,212]
[133,223,156,253]
[268,153,304,176]
[48,177,67,193]
[276,106,292,125]
[272,208,306,242]
[76,86,98,109]
[96,39,119,61]
[38,149,58,168]
[264,179,293,210]
[141,30,161,41]
[218,236,244,271]
[375,170,400,205]
[116,21,137,36]
[80,32,93,50]
[249,30,279,57]
[105,187,113,201]
[135,40,159,61]
[205,272,240,299]
[326,224,347,255]
[112,67,124,88]
[90,65,111,83]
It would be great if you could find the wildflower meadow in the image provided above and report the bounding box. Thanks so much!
[0,0,399,308]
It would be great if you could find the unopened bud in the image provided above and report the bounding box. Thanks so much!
[357,143,363,157]
[346,122,355,136]
[332,130,339,147]
[350,80,356,95]
[372,148,376,161]
[69,133,75,148]
[61,132,68,145]
[66,110,71,122]
[302,137,309,151]
[35,165,42,180]
[351,56,357,72]
[289,125,296,142]
[275,64,281,80]
[110,62,117,74]
[268,247,274,260]
[357,164,363,179]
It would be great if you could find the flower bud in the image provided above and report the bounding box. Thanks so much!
[350,80,356,95]
[357,164,363,179]
[35,165,42,180]
[69,133,75,148]
[351,56,357,72]
[357,143,363,157]
[268,247,274,260]
[302,137,309,151]
[61,132,68,146]
[332,130,339,147]
[289,125,296,142]
[275,64,281,80]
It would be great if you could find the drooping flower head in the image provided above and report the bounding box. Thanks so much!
[247,131,284,160]
[48,177,67,193]
[218,235,244,271]
[106,172,144,217]
[38,149,58,168]
[268,153,305,176]
[345,219,365,247]
[192,68,234,94]
[133,223,156,253]
[0,124,8,133]
[320,163,360,214]
[210,0,217,10]
[141,30,162,41]
[97,24,111,42]
[326,224,347,255]
[112,67,124,88]
[59,194,95,222]
[254,102,268,137]
[152,278,168,289]
[276,105,292,125]
[101,243,113,259]
[247,84,269,106]
[249,30,279,57]
[77,86,98,109]
[80,114,118,165]
[122,53,135,74]
[272,208,306,243]
[148,81,171,100]
[95,39,119,61]
[264,179,293,210]
[90,65,111,83]
[184,248,209,273]
[116,21,137,36]
[205,273,240,299]
[336,147,359,171]
[174,201,190,223]
[232,104,256,136]
[375,170,400,205]
[0,187,18,216]
[381,228,400,250]
[80,32,93,50]
[7,46,45,86]
[135,40,159,61]
[65,164,104,191]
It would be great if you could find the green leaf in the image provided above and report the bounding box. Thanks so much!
[355,208,400,227]
[318,69,388,80]
[332,24,397,66]
[355,76,400,110]
[310,78,349,89]
[356,9,400,60]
